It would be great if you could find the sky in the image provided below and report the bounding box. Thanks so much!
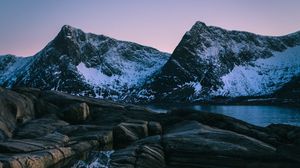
[0,0,300,56]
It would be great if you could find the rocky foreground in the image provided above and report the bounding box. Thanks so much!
[0,87,300,168]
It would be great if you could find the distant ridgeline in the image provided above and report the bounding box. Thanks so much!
[1,22,300,104]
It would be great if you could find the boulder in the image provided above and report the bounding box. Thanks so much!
[135,144,165,168]
[0,89,35,139]
[111,136,165,168]
[110,146,137,168]
[113,120,148,149]
[148,121,162,136]
[63,102,90,123]
[134,136,165,168]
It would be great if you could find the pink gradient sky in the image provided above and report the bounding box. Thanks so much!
[1,0,300,56]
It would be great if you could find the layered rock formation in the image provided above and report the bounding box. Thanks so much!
[0,87,299,167]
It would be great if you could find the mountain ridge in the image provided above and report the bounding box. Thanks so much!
[1,22,300,104]
[0,25,170,99]
[133,21,300,103]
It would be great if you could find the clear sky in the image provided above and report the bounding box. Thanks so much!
[1,0,300,56]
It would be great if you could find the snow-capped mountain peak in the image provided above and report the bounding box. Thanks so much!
[1,22,300,104]
[0,25,170,100]
[138,21,300,103]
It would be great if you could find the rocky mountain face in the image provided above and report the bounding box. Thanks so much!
[1,22,300,104]
[0,25,170,100]
[0,54,34,87]
[137,21,300,103]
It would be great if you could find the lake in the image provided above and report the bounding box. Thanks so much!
[145,105,300,127]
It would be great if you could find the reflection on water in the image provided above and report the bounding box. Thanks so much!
[146,105,300,127]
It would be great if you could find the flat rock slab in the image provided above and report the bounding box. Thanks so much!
[163,120,298,168]
[0,141,44,153]
[13,118,69,139]
[0,132,69,153]
[0,147,74,168]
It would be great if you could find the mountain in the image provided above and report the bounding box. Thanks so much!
[0,25,170,100]
[0,54,34,87]
[136,21,300,103]
[1,22,300,104]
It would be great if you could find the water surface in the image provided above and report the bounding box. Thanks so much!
[146,105,300,127]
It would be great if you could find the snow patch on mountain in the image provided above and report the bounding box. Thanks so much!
[75,39,169,99]
[192,82,202,93]
[77,49,168,91]
[77,62,111,85]
[213,45,300,97]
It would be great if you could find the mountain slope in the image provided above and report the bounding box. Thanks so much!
[137,21,300,103]
[0,54,34,87]
[1,22,300,104]
[0,25,170,100]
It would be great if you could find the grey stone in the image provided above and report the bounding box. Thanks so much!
[113,121,148,149]
[63,102,90,123]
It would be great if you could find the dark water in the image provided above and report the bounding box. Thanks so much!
[145,105,300,127]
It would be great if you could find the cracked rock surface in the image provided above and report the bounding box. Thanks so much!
[0,87,299,168]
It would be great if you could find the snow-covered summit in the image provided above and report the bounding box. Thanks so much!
[0,25,170,100]
[138,21,300,103]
